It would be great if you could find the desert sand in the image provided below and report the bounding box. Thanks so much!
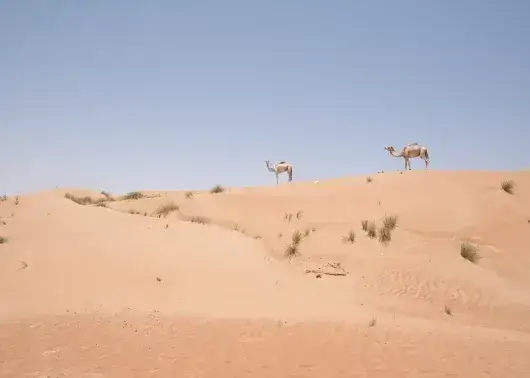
[1,169,530,377]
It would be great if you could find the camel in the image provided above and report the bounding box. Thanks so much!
[265,160,293,184]
[384,143,430,170]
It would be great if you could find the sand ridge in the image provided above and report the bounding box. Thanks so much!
[1,169,530,376]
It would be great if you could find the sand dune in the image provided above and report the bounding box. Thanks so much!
[1,170,530,377]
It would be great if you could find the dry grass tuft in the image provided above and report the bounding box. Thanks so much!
[14,196,19,205]
[0,236,7,244]
[284,229,310,259]
[378,226,392,245]
[444,305,453,316]
[501,180,515,194]
[343,230,356,244]
[303,228,311,237]
[154,202,179,217]
[296,210,303,220]
[121,191,144,200]
[210,185,225,194]
[369,317,377,327]
[366,221,377,238]
[361,219,369,231]
[128,209,140,215]
[366,176,372,183]
[291,230,303,245]
[64,193,109,206]
[190,216,209,224]
[64,193,94,205]
[284,213,293,222]
[284,243,299,258]
[460,242,480,263]
[184,191,194,199]
[382,214,398,230]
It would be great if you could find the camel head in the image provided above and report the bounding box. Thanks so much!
[384,146,395,153]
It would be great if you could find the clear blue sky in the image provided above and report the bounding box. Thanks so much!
[2,0,529,195]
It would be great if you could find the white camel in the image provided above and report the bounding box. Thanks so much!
[384,143,430,170]
[265,160,293,184]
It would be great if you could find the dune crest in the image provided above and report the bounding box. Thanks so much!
[1,170,530,377]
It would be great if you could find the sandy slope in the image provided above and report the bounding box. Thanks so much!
[1,170,530,377]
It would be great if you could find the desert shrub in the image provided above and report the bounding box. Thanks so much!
[121,191,144,200]
[343,230,356,243]
[382,215,398,230]
[210,185,225,194]
[154,202,179,217]
[501,180,515,194]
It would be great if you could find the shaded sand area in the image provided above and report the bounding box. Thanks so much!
[1,170,530,376]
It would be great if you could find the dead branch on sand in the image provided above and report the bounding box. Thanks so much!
[305,262,349,277]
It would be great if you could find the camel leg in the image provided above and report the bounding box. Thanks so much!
[424,158,429,170]
[276,172,279,184]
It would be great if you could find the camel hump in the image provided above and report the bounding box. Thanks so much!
[278,161,286,164]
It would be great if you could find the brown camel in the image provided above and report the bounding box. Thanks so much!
[385,143,430,170]
[265,160,293,184]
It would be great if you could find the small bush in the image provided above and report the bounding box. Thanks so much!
[366,221,377,238]
[366,177,372,183]
[378,226,392,245]
[0,236,7,244]
[501,180,515,194]
[285,243,299,258]
[190,216,209,224]
[361,219,369,231]
[14,196,19,205]
[303,228,311,237]
[444,305,452,316]
[210,185,225,194]
[369,317,377,327]
[382,215,398,230]
[64,193,94,205]
[343,230,356,243]
[284,213,293,222]
[185,191,194,199]
[460,242,480,263]
[121,191,144,200]
[296,210,303,220]
[292,230,303,245]
[154,202,179,217]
